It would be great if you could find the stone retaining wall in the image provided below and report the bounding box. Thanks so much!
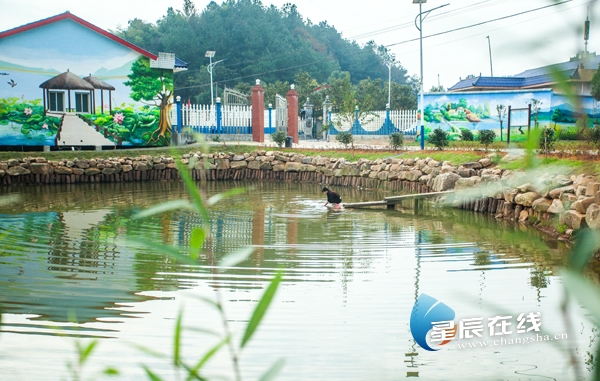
[1,150,597,238]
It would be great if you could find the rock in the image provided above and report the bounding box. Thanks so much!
[561,193,578,210]
[504,189,518,204]
[273,164,285,172]
[551,175,572,187]
[532,198,552,213]
[84,168,101,176]
[455,176,481,190]
[377,171,389,180]
[216,159,230,170]
[6,166,30,176]
[463,162,483,170]
[586,182,600,198]
[571,197,595,214]
[549,185,574,199]
[422,165,433,175]
[7,159,19,167]
[516,183,537,193]
[301,157,312,164]
[514,192,541,207]
[519,209,530,222]
[72,168,84,175]
[405,170,423,182]
[29,163,52,175]
[479,158,492,167]
[560,210,587,230]
[102,168,118,175]
[35,157,47,163]
[433,172,461,192]
[134,163,149,171]
[230,161,248,169]
[76,161,90,169]
[547,199,565,214]
[54,166,73,175]
[154,163,166,170]
[457,167,475,178]
[248,161,261,170]
[576,185,587,197]
[586,204,600,229]
[259,162,272,170]
[121,165,133,173]
[232,155,245,161]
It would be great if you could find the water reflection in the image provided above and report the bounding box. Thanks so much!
[0,181,590,380]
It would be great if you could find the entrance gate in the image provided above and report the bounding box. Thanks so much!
[275,94,287,133]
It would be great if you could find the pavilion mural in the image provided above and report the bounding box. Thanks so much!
[0,13,180,147]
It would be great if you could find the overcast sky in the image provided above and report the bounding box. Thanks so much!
[0,0,598,89]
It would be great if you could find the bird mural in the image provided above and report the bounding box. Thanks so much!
[7,79,17,87]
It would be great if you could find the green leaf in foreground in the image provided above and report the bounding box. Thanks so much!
[258,358,285,381]
[103,367,120,376]
[567,229,600,272]
[132,200,194,220]
[187,335,231,380]
[561,269,600,326]
[174,310,183,366]
[241,271,283,348]
[143,365,165,381]
[76,340,98,365]
[207,187,248,207]
[218,247,254,268]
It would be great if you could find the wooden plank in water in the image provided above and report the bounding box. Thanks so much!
[343,200,389,208]
[384,190,454,203]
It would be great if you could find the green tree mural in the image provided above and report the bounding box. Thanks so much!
[124,57,174,145]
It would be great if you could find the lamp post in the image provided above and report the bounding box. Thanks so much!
[486,36,494,76]
[205,51,226,107]
[413,0,449,150]
[386,62,392,108]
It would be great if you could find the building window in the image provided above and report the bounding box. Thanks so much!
[49,91,64,112]
[75,92,90,113]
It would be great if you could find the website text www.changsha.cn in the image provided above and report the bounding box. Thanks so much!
[456,333,568,349]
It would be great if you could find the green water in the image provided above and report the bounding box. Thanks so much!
[0,181,595,380]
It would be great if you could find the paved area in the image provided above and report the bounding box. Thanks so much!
[52,113,114,147]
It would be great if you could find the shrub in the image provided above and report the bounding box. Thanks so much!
[271,131,287,147]
[212,135,221,142]
[428,128,449,150]
[460,128,474,141]
[336,131,354,148]
[478,129,496,150]
[538,127,556,152]
[389,132,404,150]
[588,125,600,150]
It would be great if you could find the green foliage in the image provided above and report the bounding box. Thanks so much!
[460,128,474,141]
[428,128,449,150]
[212,135,221,143]
[335,131,354,148]
[389,132,404,150]
[478,129,496,150]
[539,127,556,152]
[124,57,173,102]
[116,2,410,104]
[0,98,61,138]
[588,125,600,150]
[83,107,163,146]
[271,131,287,147]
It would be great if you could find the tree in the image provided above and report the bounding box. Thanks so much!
[429,85,445,92]
[551,108,564,128]
[496,104,507,139]
[336,131,354,148]
[428,128,449,150]
[478,129,496,151]
[389,132,404,150]
[539,127,555,152]
[124,57,174,145]
[530,98,543,128]
[460,128,474,141]
[271,131,287,147]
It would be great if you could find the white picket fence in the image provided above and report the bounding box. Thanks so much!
[330,109,418,135]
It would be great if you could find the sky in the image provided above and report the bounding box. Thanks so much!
[0,0,598,90]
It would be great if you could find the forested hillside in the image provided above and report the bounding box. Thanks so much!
[117,0,417,110]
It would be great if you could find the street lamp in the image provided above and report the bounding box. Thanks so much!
[413,0,449,149]
[386,62,393,108]
[205,51,226,107]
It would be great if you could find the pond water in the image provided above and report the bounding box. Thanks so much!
[0,181,596,381]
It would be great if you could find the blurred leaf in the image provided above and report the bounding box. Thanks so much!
[219,247,254,268]
[184,326,220,337]
[76,340,98,365]
[561,269,600,326]
[128,343,166,359]
[258,358,285,381]
[187,335,231,380]
[568,229,600,272]
[174,158,209,223]
[190,227,206,256]
[143,365,164,381]
[187,294,222,311]
[103,367,120,376]
[174,310,183,366]
[127,237,197,266]
[207,187,248,206]
[133,200,194,219]
[241,271,283,349]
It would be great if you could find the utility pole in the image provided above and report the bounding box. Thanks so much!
[486,36,494,77]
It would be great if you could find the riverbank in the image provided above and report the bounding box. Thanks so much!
[1,149,597,242]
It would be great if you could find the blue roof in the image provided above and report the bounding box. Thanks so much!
[175,56,188,69]
[448,54,600,91]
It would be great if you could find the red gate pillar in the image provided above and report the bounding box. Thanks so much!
[287,84,299,143]
[251,79,265,143]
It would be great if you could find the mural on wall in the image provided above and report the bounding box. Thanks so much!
[423,89,599,138]
[0,13,177,147]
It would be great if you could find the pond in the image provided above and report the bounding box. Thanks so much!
[0,181,596,380]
